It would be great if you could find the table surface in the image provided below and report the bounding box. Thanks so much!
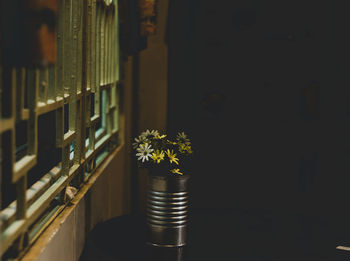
[79,208,349,261]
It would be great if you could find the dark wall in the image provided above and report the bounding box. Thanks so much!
[167,0,350,221]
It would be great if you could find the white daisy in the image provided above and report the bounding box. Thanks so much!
[132,135,147,149]
[140,129,159,140]
[176,132,190,144]
[136,143,154,162]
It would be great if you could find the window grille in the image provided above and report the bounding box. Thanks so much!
[0,0,121,258]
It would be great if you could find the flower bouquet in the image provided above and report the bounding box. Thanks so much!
[132,130,193,247]
[132,129,193,176]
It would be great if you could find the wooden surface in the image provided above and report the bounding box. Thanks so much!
[78,209,346,261]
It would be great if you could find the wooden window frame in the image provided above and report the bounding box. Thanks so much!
[0,0,121,258]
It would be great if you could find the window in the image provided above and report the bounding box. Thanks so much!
[0,0,120,259]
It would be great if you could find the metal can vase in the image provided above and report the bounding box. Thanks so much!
[146,174,190,247]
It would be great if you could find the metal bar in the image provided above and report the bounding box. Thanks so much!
[15,68,22,121]
[56,0,64,97]
[77,0,83,94]
[48,65,55,101]
[38,68,48,104]
[69,0,78,130]
[10,69,17,191]
[111,83,118,132]
[56,106,64,147]
[20,68,27,120]
[95,2,101,129]
[26,69,38,156]
[115,2,120,82]
[37,99,65,116]
[96,2,101,93]
[106,88,112,134]
[105,9,110,85]
[111,9,115,83]
[100,6,105,86]
[62,144,71,177]
[74,99,82,163]
[11,68,17,120]
[15,176,27,220]
[106,12,111,85]
[63,130,76,147]
[90,0,96,92]
[13,155,36,182]
[0,118,14,133]
[86,0,92,91]
[112,12,116,82]
[63,0,72,95]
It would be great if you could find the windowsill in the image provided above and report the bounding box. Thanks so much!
[21,142,128,261]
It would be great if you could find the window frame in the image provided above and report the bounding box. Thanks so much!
[0,0,121,258]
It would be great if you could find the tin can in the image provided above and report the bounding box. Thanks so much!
[146,174,189,247]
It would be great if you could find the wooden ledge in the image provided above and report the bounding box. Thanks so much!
[21,143,125,261]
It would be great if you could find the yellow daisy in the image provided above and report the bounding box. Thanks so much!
[154,134,167,139]
[166,149,179,165]
[167,140,177,145]
[151,149,165,164]
[176,132,190,144]
[185,145,193,154]
[171,169,183,175]
[179,144,193,154]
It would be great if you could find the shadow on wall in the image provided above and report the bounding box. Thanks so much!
[167,0,350,219]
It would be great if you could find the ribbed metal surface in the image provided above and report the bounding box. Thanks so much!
[147,191,188,226]
[146,175,189,247]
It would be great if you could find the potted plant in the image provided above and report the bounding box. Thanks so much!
[132,129,193,247]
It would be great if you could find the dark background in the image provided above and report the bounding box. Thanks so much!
[79,1,350,260]
[166,0,350,229]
